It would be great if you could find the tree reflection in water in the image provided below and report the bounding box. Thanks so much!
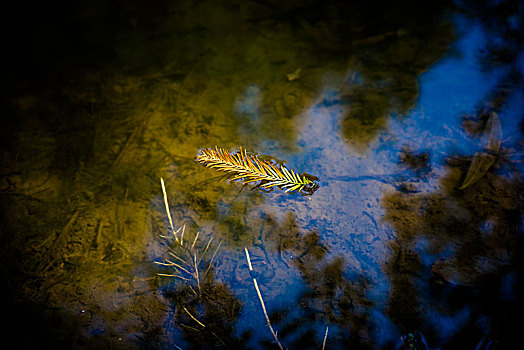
[383,144,522,348]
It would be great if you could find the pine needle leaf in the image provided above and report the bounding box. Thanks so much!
[195,147,319,195]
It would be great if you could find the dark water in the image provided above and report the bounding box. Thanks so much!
[1,0,523,349]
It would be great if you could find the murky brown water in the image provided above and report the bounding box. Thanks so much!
[1,0,523,349]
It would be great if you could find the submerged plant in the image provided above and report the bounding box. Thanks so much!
[156,179,243,348]
[156,179,222,294]
[195,147,319,195]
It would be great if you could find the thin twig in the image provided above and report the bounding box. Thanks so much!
[244,248,284,350]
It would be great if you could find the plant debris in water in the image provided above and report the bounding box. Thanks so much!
[195,147,319,195]
[459,112,502,190]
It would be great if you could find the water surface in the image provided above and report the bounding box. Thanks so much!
[1,0,523,349]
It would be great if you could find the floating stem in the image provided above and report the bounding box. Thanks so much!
[244,248,284,350]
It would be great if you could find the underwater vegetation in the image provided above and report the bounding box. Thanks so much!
[195,147,319,195]
[156,178,334,349]
[156,179,244,348]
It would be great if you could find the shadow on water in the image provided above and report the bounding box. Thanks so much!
[270,229,376,349]
[1,0,524,349]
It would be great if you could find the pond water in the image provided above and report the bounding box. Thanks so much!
[1,0,523,349]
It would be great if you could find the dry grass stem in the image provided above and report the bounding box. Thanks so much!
[157,178,222,294]
[160,177,179,243]
[168,251,188,265]
[244,248,284,350]
[322,326,329,350]
[180,224,185,245]
[157,273,191,281]
[204,241,222,277]
[183,307,206,328]
[180,324,200,332]
[198,236,214,264]
[191,230,200,250]
[194,254,201,293]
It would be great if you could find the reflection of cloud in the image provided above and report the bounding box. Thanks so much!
[234,84,262,141]
[415,18,506,146]
[234,84,261,118]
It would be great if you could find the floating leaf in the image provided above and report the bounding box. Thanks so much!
[459,112,502,190]
[195,147,319,195]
